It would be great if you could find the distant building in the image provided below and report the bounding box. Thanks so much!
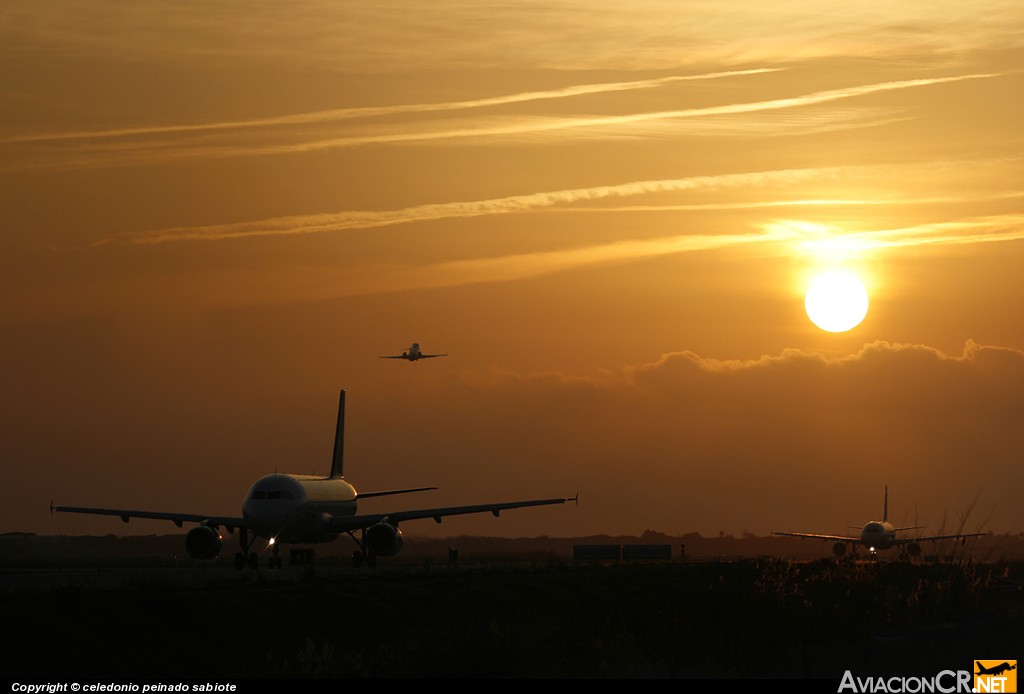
[573,544,622,561]
[623,544,672,561]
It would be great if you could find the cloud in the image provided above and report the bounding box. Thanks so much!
[9,1,1022,73]
[397,340,1024,536]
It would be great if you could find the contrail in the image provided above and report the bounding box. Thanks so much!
[105,166,839,245]
[1,68,780,144]
[5,72,997,172]
[185,72,998,155]
[243,226,805,304]
[555,190,1024,213]
[423,227,798,284]
[795,215,1024,253]
[100,160,1023,247]
[317,213,1024,300]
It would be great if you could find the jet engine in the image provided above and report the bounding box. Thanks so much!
[185,525,223,560]
[832,542,847,557]
[365,522,404,557]
[906,542,921,557]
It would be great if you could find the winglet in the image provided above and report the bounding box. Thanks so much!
[572,492,580,507]
[883,485,889,523]
[329,389,346,479]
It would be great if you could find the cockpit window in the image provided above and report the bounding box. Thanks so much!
[253,489,294,501]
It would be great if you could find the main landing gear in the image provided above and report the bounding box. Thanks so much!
[351,550,376,569]
[348,528,376,568]
[233,528,262,570]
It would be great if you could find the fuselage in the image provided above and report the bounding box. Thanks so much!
[859,520,896,551]
[242,473,358,544]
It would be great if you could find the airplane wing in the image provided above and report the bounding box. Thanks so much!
[328,495,575,532]
[420,353,448,359]
[772,531,861,542]
[356,486,438,499]
[51,504,248,532]
[893,531,989,544]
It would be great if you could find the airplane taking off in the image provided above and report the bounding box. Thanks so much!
[773,486,987,558]
[52,390,574,569]
[379,343,447,361]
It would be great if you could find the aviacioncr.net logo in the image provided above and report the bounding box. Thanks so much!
[974,661,1017,693]
[838,670,973,693]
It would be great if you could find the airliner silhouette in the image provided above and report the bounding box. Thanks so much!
[53,390,574,568]
[976,662,1016,677]
[379,343,447,361]
[773,486,986,557]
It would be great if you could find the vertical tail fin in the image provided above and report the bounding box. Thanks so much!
[329,389,345,479]
[883,485,888,522]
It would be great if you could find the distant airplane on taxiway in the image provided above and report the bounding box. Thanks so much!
[773,486,987,557]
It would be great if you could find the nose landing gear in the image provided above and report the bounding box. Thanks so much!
[232,528,267,570]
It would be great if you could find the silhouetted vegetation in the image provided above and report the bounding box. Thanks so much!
[4,558,1022,678]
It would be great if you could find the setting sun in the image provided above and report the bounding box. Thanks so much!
[804,270,869,332]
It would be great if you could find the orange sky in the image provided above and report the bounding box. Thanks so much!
[3,1,1023,542]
